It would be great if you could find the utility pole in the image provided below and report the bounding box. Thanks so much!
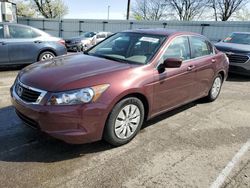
[107,5,110,20]
[126,0,131,20]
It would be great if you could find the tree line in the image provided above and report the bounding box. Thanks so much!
[132,0,249,21]
[14,0,249,21]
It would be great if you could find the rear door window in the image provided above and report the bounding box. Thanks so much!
[8,25,40,39]
[190,36,213,58]
[0,24,4,39]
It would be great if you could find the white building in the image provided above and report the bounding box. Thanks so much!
[0,0,17,22]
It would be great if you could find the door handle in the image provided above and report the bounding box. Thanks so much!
[212,59,217,63]
[34,40,42,43]
[187,65,195,71]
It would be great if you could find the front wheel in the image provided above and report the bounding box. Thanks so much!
[104,97,145,146]
[206,74,223,102]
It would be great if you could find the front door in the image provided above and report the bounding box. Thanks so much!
[152,36,196,116]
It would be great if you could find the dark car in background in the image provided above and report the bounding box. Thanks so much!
[0,23,67,66]
[65,32,96,52]
[215,32,250,76]
[11,29,228,146]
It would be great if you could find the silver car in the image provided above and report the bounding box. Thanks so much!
[0,23,67,66]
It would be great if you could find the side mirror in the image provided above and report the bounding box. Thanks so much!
[163,58,182,68]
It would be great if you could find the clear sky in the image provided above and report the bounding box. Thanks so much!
[64,0,130,20]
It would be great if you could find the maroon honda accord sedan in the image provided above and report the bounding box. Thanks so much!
[10,29,229,146]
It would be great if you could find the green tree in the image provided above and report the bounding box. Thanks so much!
[13,0,36,17]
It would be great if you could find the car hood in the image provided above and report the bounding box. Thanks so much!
[215,42,250,54]
[19,54,131,92]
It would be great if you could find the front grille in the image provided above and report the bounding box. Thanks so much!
[16,110,39,129]
[226,53,249,64]
[14,81,46,104]
[15,82,41,103]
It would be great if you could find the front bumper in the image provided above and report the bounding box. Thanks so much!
[10,87,109,144]
[229,63,250,76]
[65,43,82,51]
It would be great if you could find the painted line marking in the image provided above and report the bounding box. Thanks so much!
[210,139,250,188]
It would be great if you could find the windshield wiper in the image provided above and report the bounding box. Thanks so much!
[90,54,129,63]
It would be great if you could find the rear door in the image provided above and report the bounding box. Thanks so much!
[0,24,9,64]
[6,25,42,64]
[189,36,216,98]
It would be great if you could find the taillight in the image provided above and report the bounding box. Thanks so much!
[58,39,65,46]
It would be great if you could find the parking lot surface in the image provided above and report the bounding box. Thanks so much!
[0,69,250,188]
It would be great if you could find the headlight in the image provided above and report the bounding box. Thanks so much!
[47,84,110,105]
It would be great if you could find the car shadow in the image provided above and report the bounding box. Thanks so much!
[0,101,198,163]
[143,102,197,129]
[0,65,24,71]
[227,73,250,82]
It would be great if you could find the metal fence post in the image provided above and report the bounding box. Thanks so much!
[42,19,45,31]
[79,20,84,35]
[59,20,63,37]
[130,22,133,30]
[103,21,108,31]
[201,23,210,35]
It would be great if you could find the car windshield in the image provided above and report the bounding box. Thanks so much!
[87,32,166,64]
[223,33,250,45]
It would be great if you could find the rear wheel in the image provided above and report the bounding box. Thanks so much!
[39,51,55,61]
[104,97,145,146]
[206,74,223,102]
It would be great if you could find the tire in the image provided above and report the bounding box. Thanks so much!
[38,51,55,61]
[206,74,223,102]
[104,97,145,146]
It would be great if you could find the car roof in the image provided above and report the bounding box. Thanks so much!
[123,28,199,37]
[0,22,53,37]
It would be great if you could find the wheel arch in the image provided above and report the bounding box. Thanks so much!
[37,48,57,61]
[218,70,226,82]
[117,93,149,122]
